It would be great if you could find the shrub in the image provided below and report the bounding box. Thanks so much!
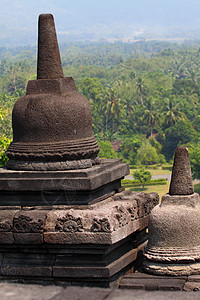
[0,136,11,167]
[162,166,172,171]
[133,168,152,189]
[98,141,119,159]
[122,178,167,187]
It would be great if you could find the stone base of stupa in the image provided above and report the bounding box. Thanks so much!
[0,159,129,206]
[0,190,158,287]
[0,159,159,287]
[143,260,200,276]
[143,192,200,276]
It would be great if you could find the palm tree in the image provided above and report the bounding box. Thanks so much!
[104,88,122,138]
[163,96,185,127]
[143,98,159,137]
[136,77,145,105]
[114,81,136,117]
[103,88,112,132]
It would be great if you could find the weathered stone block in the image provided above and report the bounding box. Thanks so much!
[183,281,200,291]
[1,266,52,277]
[0,160,129,192]
[0,233,14,244]
[0,209,19,243]
[119,272,186,291]
[44,192,158,245]
[12,210,47,233]
[13,233,43,244]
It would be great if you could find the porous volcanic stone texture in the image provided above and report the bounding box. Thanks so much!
[144,193,200,276]
[0,209,19,244]
[0,159,129,206]
[146,193,200,250]
[43,190,159,245]
[169,146,193,195]
[0,190,159,246]
[6,77,99,166]
[37,14,64,79]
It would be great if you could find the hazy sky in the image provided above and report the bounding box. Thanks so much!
[1,0,200,44]
[1,0,198,25]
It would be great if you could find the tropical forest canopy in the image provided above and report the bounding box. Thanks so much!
[1,40,200,177]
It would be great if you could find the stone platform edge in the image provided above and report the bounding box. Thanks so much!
[0,159,129,191]
[119,270,200,292]
[0,190,159,245]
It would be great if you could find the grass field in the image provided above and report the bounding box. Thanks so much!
[128,165,171,200]
[127,165,200,201]
[126,181,170,201]
[126,181,200,201]
[130,166,171,176]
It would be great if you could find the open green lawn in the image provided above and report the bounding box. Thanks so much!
[127,181,200,202]
[144,168,171,176]
[127,164,172,201]
[130,166,171,176]
[127,164,200,201]
[126,181,170,202]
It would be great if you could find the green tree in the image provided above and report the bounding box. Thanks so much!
[163,120,197,161]
[136,77,145,105]
[149,137,162,153]
[188,144,200,179]
[172,78,199,96]
[162,96,184,128]
[98,141,119,159]
[119,136,141,164]
[143,98,159,136]
[0,136,11,167]
[192,115,200,134]
[133,167,152,189]
[2,61,33,94]
[80,77,105,134]
[137,140,159,167]
[0,93,17,138]
[80,77,104,102]
[104,87,122,138]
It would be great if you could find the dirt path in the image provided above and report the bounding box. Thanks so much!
[125,174,171,181]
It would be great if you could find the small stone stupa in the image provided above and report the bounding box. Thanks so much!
[144,146,200,276]
[0,14,158,287]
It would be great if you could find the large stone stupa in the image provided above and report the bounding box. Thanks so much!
[6,14,99,171]
[0,14,158,287]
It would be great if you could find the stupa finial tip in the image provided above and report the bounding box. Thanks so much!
[37,13,64,80]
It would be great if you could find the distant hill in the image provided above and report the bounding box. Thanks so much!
[1,0,200,45]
